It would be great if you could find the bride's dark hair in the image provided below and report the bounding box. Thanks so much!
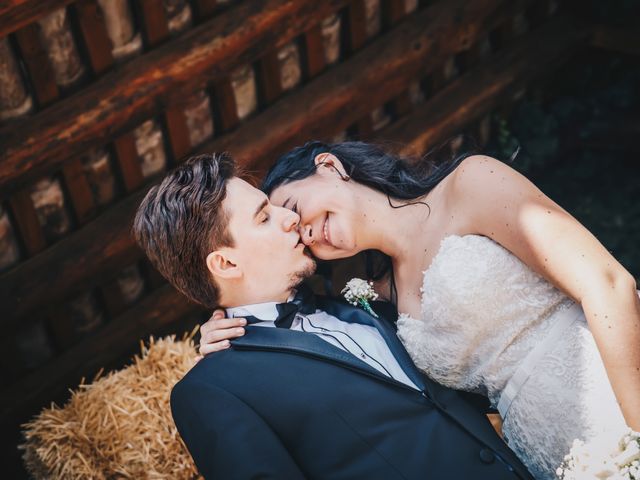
[261,139,478,297]
[262,139,476,198]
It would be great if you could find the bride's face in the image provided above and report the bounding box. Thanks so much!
[268,155,363,261]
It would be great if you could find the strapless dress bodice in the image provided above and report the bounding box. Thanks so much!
[396,234,628,479]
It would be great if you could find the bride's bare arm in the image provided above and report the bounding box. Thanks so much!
[451,155,640,430]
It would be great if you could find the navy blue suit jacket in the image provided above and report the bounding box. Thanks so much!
[171,297,533,479]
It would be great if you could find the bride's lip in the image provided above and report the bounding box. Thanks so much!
[322,214,331,246]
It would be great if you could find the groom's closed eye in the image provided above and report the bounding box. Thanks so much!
[253,198,269,220]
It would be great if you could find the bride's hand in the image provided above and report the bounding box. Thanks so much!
[196,309,246,360]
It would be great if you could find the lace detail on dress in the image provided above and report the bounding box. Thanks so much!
[396,234,627,479]
[397,234,568,401]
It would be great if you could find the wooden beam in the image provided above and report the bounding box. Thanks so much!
[192,0,218,20]
[135,0,170,48]
[46,304,77,351]
[13,19,100,231]
[71,0,115,75]
[381,0,406,30]
[13,22,59,107]
[377,17,589,158]
[202,0,533,174]
[99,277,132,318]
[344,0,370,132]
[112,133,145,193]
[389,91,413,118]
[301,24,326,79]
[60,158,97,224]
[211,78,240,132]
[7,188,47,256]
[0,0,352,194]
[343,0,368,53]
[0,13,589,444]
[0,0,75,38]
[255,50,284,107]
[380,0,410,127]
[0,283,202,428]
[350,115,375,140]
[0,0,544,332]
[0,190,148,332]
[163,105,192,162]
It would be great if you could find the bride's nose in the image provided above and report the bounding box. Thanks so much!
[300,224,315,246]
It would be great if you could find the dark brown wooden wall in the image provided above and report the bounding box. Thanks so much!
[0,0,596,475]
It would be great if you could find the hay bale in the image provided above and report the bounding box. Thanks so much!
[20,335,202,479]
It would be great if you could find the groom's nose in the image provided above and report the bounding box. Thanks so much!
[282,208,300,232]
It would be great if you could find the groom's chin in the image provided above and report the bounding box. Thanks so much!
[290,259,317,288]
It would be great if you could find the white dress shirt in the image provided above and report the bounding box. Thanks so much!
[226,295,419,390]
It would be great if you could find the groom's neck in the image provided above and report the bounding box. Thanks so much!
[223,288,294,309]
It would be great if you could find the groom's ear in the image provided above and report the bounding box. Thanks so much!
[206,249,242,280]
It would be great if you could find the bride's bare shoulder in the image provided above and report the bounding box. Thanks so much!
[444,154,530,212]
[426,155,501,231]
[450,154,506,182]
[449,154,526,192]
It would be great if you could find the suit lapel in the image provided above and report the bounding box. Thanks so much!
[317,297,429,393]
[231,325,388,381]
[315,298,527,475]
[232,299,527,477]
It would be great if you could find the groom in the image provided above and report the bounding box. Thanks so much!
[132,153,532,480]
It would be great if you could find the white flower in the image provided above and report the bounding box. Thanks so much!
[615,441,640,467]
[557,429,640,480]
[341,278,379,317]
[341,278,379,305]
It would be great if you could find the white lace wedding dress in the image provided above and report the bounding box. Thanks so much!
[396,234,631,480]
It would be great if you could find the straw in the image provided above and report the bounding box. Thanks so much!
[20,333,203,479]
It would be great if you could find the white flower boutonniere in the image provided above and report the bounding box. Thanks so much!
[341,278,379,318]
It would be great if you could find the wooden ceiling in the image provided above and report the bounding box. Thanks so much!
[2,0,621,475]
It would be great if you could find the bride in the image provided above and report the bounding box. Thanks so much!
[198,140,640,479]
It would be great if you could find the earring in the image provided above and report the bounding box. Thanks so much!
[317,160,350,181]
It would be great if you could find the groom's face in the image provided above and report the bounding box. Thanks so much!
[223,178,316,293]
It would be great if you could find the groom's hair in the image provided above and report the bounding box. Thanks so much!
[132,152,236,309]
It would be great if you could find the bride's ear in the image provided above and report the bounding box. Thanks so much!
[206,249,241,280]
[314,152,349,179]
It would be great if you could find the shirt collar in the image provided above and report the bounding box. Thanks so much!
[226,290,297,322]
